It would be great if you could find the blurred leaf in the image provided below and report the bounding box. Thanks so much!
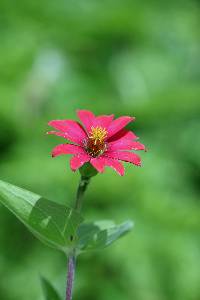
[77,220,133,253]
[41,277,62,300]
[0,179,83,253]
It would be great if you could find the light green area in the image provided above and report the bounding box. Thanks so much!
[0,0,200,299]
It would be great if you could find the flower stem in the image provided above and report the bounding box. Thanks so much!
[74,176,91,212]
[66,255,76,300]
[66,175,91,300]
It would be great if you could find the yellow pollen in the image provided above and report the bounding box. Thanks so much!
[89,126,107,144]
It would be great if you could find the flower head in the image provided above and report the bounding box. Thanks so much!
[47,110,145,176]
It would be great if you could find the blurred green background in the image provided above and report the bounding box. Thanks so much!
[0,0,200,299]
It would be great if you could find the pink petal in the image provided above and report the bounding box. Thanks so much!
[94,115,114,129]
[107,116,135,139]
[90,157,124,176]
[107,129,138,142]
[52,144,85,157]
[108,140,145,151]
[48,120,87,145]
[47,131,70,140]
[103,158,125,176]
[90,157,105,173]
[105,151,141,166]
[70,154,90,171]
[76,110,95,132]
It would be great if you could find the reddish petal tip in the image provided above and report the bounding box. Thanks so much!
[117,172,125,177]
[48,120,55,126]
[127,116,136,122]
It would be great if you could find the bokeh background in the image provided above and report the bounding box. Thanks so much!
[0,0,200,299]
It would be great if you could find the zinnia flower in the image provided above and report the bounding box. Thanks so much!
[47,110,145,176]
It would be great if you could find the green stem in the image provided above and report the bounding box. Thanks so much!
[74,176,91,212]
[66,255,75,300]
[66,176,91,300]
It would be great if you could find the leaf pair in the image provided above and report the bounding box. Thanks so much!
[0,179,133,255]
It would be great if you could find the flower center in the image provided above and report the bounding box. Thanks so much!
[89,126,107,144]
[85,126,107,157]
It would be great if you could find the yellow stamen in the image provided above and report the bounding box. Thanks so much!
[89,126,107,144]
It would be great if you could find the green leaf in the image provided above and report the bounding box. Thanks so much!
[76,219,133,253]
[41,277,62,300]
[0,179,83,253]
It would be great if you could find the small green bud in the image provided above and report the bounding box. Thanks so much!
[79,162,98,178]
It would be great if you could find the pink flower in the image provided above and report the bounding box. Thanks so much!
[47,110,145,176]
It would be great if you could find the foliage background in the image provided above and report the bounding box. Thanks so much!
[0,0,200,299]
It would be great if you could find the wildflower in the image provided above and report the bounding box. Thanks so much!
[47,110,145,176]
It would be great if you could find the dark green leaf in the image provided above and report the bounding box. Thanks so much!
[76,220,133,253]
[41,277,62,300]
[0,179,83,253]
